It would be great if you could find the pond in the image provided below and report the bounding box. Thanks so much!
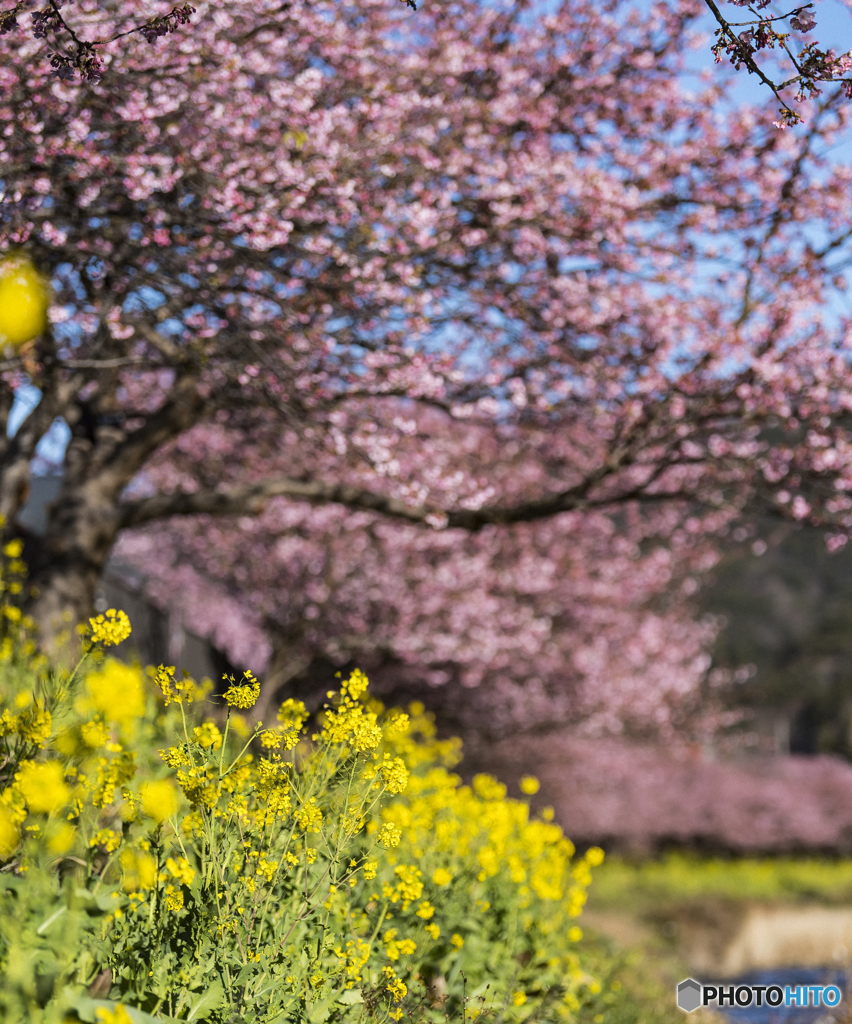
[718,969,849,1024]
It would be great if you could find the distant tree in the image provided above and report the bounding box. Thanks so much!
[702,523,852,757]
[113,420,721,738]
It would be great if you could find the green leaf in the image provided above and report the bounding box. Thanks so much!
[186,978,226,1021]
[306,998,333,1024]
[338,989,364,1005]
[37,905,67,935]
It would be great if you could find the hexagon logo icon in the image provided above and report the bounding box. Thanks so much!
[677,978,702,1012]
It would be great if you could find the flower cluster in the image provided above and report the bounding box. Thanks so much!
[222,670,260,710]
[0,621,605,1024]
[88,609,132,647]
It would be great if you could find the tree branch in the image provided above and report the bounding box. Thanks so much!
[115,469,683,532]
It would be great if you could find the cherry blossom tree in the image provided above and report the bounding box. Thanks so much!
[706,0,852,128]
[3,0,852,706]
[1,0,850,128]
[112,414,724,738]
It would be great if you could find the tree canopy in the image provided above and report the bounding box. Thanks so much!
[3,0,852,731]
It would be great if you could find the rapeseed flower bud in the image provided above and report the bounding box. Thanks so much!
[391,864,423,906]
[519,775,540,795]
[259,728,283,749]
[323,702,382,752]
[0,709,17,739]
[223,670,260,709]
[140,780,179,824]
[17,760,70,813]
[89,608,132,647]
[15,701,52,748]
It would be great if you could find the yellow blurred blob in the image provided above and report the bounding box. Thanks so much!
[17,760,71,814]
[140,780,179,824]
[0,804,20,858]
[0,253,49,349]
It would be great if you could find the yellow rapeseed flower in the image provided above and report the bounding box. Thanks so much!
[451,933,464,949]
[193,721,222,749]
[164,885,184,912]
[341,668,370,700]
[432,867,453,886]
[89,608,132,647]
[295,797,323,834]
[519,775,540,795]
[377,755,409,794]
[222,670,260,709]
[276,698,308,748]
[90,828,122,853]
[119,848,157,891]
[81,716,109,749]
[17,761,71,813]
[568,926,583,942]
[0,253,48,349]
[47,821,76,854]
[16,701,52,747]
[83,659,146,726]
[378,822,401,848]
[95,1007,133,1024]
[140,780,179,824]
[513,992,528,1006]
[165,855,195,886]
[0,804,20,858]
[585,846,605,866]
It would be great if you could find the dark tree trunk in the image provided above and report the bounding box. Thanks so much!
[18,371,205,658]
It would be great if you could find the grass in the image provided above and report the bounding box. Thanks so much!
[586,853,852,914]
